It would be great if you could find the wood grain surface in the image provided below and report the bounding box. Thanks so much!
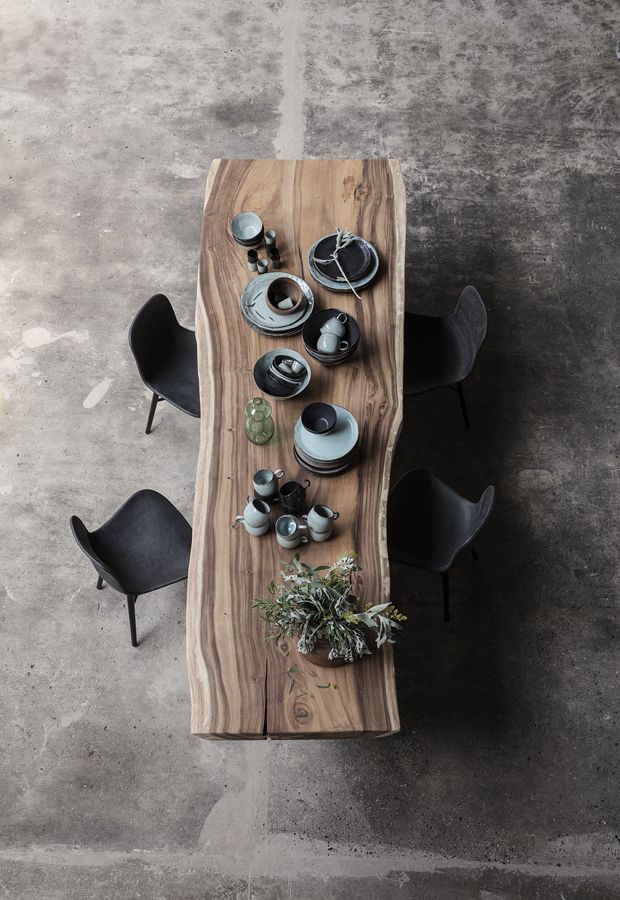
[187,159,406,739]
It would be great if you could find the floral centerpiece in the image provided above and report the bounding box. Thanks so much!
[254,553,406,666]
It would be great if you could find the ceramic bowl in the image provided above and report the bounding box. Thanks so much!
[266,277,304,316]
[301,402,337,435]
[231,211,264,247]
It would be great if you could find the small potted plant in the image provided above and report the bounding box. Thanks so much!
[254,553,406,667]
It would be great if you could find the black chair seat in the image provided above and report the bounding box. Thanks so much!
[388,469,495,620]
[70,490,192,645]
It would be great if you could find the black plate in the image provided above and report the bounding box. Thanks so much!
[312,234,371,281]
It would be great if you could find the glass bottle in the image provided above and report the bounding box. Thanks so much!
[245,397,274,445]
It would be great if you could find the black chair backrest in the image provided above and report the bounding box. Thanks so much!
[450,286,488,380]
[429,473,495,567]
[69,515,128,594]
[128,293,179,384]
[466,484,495,549]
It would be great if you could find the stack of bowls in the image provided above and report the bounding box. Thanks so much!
[293,402,360,476]
[302,308,361,367]
[231,211,264,249]
[253,348,311,400]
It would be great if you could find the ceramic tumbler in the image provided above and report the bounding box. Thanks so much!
[253,467,284,498]
[257,258,269,275]
[265,229,277,246]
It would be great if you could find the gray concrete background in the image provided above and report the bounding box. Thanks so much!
[1,0,619,897]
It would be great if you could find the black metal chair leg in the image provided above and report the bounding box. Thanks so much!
[442,571,450,622]
[96,576,104,590]
[471,545,479,561]
[145,392,160,434]
[456,382,470,429]
[127,594,138,647]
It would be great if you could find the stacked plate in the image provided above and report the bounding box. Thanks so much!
[302,308,361,367]
[240,273,314,337]
[307,232,380,293]
[294,405,360,476]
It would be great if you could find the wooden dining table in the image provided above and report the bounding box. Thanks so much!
[187,159,406,739]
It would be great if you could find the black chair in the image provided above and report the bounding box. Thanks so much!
[388,469,495,621]
[70,490,192,647]
[403,286,487,428]
[129,293,200,434]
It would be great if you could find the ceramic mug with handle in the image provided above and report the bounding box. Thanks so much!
[279,478,311,515]
[253,467,285,499]
[275,515,309,548]
[233,517,270,536]
[238,498,271,528]
[320,313,348,337]
[317,332,349,355]
[303,504,339,533]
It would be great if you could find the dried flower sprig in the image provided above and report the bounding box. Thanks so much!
[254,554,406,663]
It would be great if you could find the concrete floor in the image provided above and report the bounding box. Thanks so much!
[1,0,619,897]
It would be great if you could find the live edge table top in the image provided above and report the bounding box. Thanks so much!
[186,159,406,740]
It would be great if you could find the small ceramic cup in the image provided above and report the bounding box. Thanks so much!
[265,229,277,246]
[233,518,270,536]
[275,515,309,548]
[308,524,332,542]
[257,258,269,275]
[320,313,348,337]
[279,478,311,515]
[269,246,281,268]
[253,468,285,499]
[304,504,339,533]
[317,332,349,354]
[247,249,258,272]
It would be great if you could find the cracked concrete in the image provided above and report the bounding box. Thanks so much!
[1,0,619,896]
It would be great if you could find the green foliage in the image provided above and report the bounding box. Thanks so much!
[254,554,406,663]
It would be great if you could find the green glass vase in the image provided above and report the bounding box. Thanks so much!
[245,397,274,445]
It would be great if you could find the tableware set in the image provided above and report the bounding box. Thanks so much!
[253,348,311,399]
[302,308,361,367]
[307,232,380,293]
[231,213,283,273]
[241,272,314,337]
[294,403,360,475]
[234,467,339,545]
